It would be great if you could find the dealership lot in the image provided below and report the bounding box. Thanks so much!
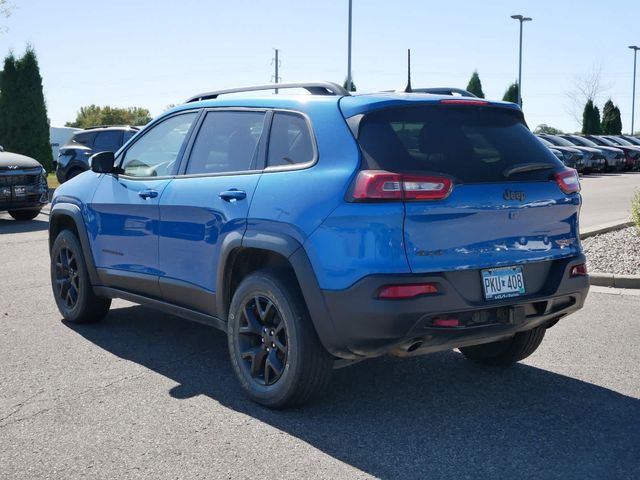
[0,172,639,479]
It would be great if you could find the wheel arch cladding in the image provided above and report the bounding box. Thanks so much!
[217,230,355,359]
[49,203,100,286]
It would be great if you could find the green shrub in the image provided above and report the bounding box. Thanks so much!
[632,190,640,233]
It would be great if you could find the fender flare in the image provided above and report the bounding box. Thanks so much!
[49,202,100,286]
[216,229,355,359]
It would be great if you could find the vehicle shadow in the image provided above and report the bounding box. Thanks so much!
[0,216,49,233]
[66,305,640,480]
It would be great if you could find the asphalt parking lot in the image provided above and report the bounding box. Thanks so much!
[1,174,640,479]
[579,171,640,229]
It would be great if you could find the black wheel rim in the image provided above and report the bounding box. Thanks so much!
[237,295,288,386]
[54,247,80,310]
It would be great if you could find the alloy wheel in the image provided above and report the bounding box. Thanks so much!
[54,247,80,309]
[237,295,288,386]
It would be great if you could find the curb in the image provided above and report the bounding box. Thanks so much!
[589,272,640,289]
[580,220,634,239]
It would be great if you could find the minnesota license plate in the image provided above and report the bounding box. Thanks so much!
[481,266,525,301]
[13,186,26,197]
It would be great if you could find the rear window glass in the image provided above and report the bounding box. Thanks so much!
[357,106,563,183]
[267,112,314,167]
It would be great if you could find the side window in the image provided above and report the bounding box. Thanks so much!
[123,130,138,143]
[186,111,265,175]
[267,112,314,167]
[72,132,96,147]
[121,112,197,177]
[93,131,123,152]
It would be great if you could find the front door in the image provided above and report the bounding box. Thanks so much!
[157,110,267,315]
[88,111,200,297]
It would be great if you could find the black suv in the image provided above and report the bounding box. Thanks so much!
[55,126,139,183]
[0,149,48,220]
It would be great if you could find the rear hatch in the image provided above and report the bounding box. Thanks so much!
[351,101,581,276]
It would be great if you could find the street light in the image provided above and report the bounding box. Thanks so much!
[511,14,532,108]
[629,45,639,135]
[347,0,353,91]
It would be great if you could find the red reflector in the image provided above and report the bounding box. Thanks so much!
[378,283,439,299]
[555,168,581,194]
[439,99,489,105]
[351,170,452,201]
[570,264,588,277]
[433,318,459,327]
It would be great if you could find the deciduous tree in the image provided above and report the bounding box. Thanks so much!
[66,105,152,128]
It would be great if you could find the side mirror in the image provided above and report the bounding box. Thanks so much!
[90,151,116,174]
[0,145,4,152]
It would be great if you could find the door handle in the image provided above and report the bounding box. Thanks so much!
[219,189,247,202]
[138,189,158,199]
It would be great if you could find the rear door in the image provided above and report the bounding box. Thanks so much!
[157,109,267,315]
[356,103,581,279]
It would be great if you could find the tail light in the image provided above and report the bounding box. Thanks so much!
[570,264,588,277]
[350,170,453,201]
[378,283,439,299]
[554,168,580,194]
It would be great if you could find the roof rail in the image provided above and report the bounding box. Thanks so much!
[405,87,478,98]
[83,125,140,130]
[185,81,350,103]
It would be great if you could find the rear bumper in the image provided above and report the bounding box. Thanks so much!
[319,255,589,358]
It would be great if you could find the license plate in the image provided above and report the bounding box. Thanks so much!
[13,186,26,197]
[481,266,525,300]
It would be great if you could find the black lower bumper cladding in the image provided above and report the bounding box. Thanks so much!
[320,255,589,358]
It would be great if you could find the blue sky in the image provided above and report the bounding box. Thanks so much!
[2,0,639,132]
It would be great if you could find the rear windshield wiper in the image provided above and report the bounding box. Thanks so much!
[503,162,555,178]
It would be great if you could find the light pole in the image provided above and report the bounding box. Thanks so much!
[510,14,532,108]
[347,0,352,91]
[629,45,639,135]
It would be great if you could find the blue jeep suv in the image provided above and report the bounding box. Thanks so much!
[49,82,589,408]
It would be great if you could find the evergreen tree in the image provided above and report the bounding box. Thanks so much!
[582,100,602,135]
[0,54,19,154]
[342,77,356,92]
[0,48,52,170]
[466,71,485,98]
[601,99,623,134]
[502,81,519,104]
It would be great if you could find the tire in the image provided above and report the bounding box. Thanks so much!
[50,229,111,323]
[8,208,41,220]
[459,326,546,366]
[227,269,333,408]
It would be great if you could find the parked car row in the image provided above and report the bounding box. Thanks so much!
[537,134,640,174]
[55,125,139,184]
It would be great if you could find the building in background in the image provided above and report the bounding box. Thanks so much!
[50,126,81,163]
